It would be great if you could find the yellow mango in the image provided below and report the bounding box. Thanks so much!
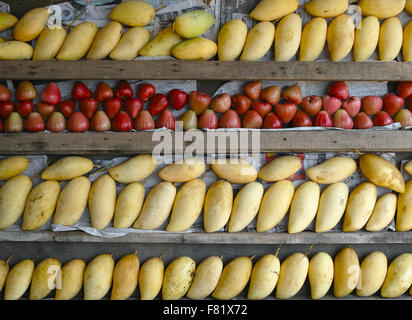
[381,253,412,298]
[358,0,406,19]
[29,258,61,300]
[248,254,280,300]
[4,259,34,300]
[250,0,298,22]
[309,252,334,299]
[379,17,403,61]
[33,27,66,61]
[113,182,145,229]
[333,247,360,298]
[366,193,397,232]
[305,0,348,18]
[257,155,301,182]
[139,27,183,57]
[327,14,354,62]
[354,16,380,62]
[240,22,275,61]
[218,19,248,61]
[0,41,33,60]
[403,20,412,62]
[396,180,412,231]
[111,253,140,300]
[187,256,223,299]
[41,156,93,181]
[172,37,217,61]
[0,12,18,31]
[307,156,357,184]
[211,158,257,184]
[276,253,309,299]
[109,1,155,27]
[173,10,215,38]
[109,154,157,184]
[356,252,387,297]
[84,254,114,300]
[87,21,122,60]
[275,13,302,61]
[139,257,164,300]
[299,17,327,62]
[159,158,205,183]
[110,27,150,60]
[88,175,116,230]
[55,259,86,300]
[13,8,50,42]
[162,256,196,300]
[0,156,29,180]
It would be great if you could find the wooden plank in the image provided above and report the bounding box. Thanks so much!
[0,60,411,81]
[0,230,411,244]
[1,130,412,154]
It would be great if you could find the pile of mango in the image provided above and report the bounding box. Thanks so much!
[2,0,412,62]
[0,153,411,233]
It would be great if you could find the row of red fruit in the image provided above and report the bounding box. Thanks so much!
[1,80,412,132]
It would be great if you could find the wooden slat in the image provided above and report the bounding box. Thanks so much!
[1,130,412,154]
[0,230,411,244]
[1,60,412,81]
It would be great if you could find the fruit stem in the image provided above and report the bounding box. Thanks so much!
[249,255,256,261]
[134,250,138,256]
[354,149,363,156]
[275,246,281,257]
[305,244,314,256]
[6,254,13,264]
[220,255,224,260]
[155,5,167,11]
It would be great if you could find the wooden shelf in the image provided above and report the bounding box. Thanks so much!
[1,230,411,244]
[1,130,412,154]
[2,60,412,81]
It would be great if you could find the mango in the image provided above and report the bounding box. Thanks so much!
[309,252,334,299]
[166,179,206,232]
[275,13,302,61]
[276,253,309,299]
[407,0,412,14]
[258,155,301,182]
[133,182,176,230]
[139,257,164,300]
[299,17,327,62]
[41,156,94,181]
[33,27,66,61]
[0,156,28,180]
[379,17,403,62]
[366,193,397,232]
[29,258,61,300]
[211,158,257,184]
[358,0,406,19]
[0,175,32,230]
[159,158,205,182]
[87,21,122,60]
[110,27,150,60]
[109,154,157,184]
[109,1,155,27]
[203,180,233,233]
[84,254,114,300]
[113,182,145,229]
[0,256,11,293]
[22,181,60,231]
[327,14,354,62]
[403,21,412,62]
[381,253,412,298]
[228,182,264,232]
[162,256,196,300]
[0,12,18,31]
[248,254,280,300]
[187,256,223,299]
[359,153,405,193]
[0,41,33,60]
[173,10,215,38]
[212,257,252,300]
[354,16,380,62]
[111,253,140,300]
[13,8,50,42]
[57,22,98,61]
[4,259,34,300]
[240,22,275,61]
[55,259,86,300]
[305,0,348,18]
[396,180,412,231]
[343,182,377,232]
[172,37,217,61]
[306,156,356,184]
[88,175,116,230]
[139,27,183,57]
[250,0,298,22]
[334,247,360,298]
[218,19,248,61]
[356,252,387,297]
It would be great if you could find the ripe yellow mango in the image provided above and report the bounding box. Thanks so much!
[53,177,91,227]
[276,253,309,299]
[356,252,387,297]
[256,180,294,232]
[139,27,183,57]
[309,252,334,299]
[218,19,248,61]
[359,153,405,193]
[299,17,327,62]
[288,181,320,234]
[111,253,140,300]
[211,158,257,184]
[110,27,150,60]
[29,258,61,300]
[57,22,98,61]
[358,0,406,19]
[305,0,348,18]
[366,193,397,232]
[315,182,349,233]
[379,17,403,62]
[407,0,412,13]
[381,253,412,298]
[22,181,60,231]
[109,154,157,184]
[88,175,116,230]
[396,180,412,231]
[0,41,33,60]
[33,27,66,61]
[162,256,196,300]
[354,16,380,62]
[248,254,280,300]
[4,259,34,300]
[187,256,223,299]
[240,22,275,61]
[172,37,217,61]
[13,8,50,42]
[133,182,176,230]
[327,14,354,62]
[228,182,264,232]
[307,156,357,184]
[250,0,298,22]
[212,257,252,300]
[258,155,301,182]
[333,247,360,298]
[166,179,206,232]
[0,256,11,293]
[87,21,122,60]
[173,10,215,38]
[0,12,18,31]
[0,156,29,180]
[159,158,205,183]
[343,182,377,232]
[139,257,164,300]
[41,156,94,181]
[403,21,412,62]
[0,175,32,230]
[109,1,155,27]
[113,182,145,229]
[203,180,233,233]
[275,13,302,61]
[84,254,114,300]
[55,259,86,300]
